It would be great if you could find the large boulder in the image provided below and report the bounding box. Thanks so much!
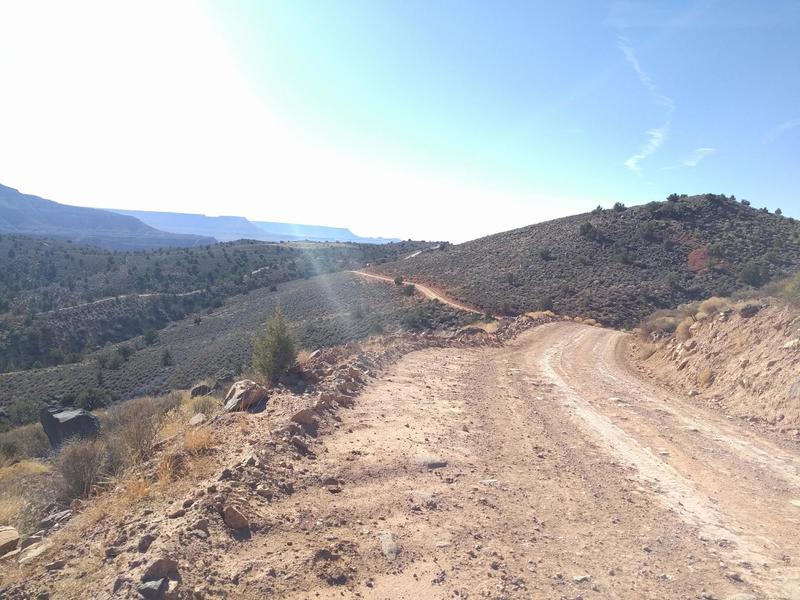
[40,405,99,449]
[224,380,268,412]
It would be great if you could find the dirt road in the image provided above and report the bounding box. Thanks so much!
[18,321,799,598]
[349,270,484,315]
[222,322,800,599]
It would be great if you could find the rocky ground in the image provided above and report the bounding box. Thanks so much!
[637,301,800,433]
[2,317,799,599]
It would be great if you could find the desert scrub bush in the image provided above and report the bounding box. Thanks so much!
[103,395,176,470]
[675,317,694,341]
[295,348,314,365]
[157,450,187,484]
[638,309,681,339]
[739,260,770,287]
[0,422,51,465]
[56,438,107,499]
[186,394,219,416]
[697,297,730,318]
[253,309,298,383]
[401,283,416,296]
[183,427,213,455]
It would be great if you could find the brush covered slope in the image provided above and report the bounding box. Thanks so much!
[0,184,213,250]
[379,194,800,326]
[0,236,428,372]
[0,272,472,429]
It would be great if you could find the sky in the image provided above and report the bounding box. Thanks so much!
[0,1,798,242]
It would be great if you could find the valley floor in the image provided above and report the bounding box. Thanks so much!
[7,322,800,599]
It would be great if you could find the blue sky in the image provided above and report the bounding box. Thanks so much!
[0,1,798,241]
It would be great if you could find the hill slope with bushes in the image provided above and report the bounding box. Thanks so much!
[0,236,428,371]
[0,271,471,429]
[380,194,800,326]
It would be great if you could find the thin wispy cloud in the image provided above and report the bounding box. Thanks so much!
[624,127,668,172]
[764,118,800,142]
[682,147,716,167]
[617,37,674,173]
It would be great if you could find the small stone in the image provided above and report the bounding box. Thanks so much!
[190,519,209,532]
[138,534,156,553]
[105,546,123,559]
[378,531,399,561]
[573,574,591,583]
[418,455,448,469]
[167,508,185,519]
[222,505,249,530]
[188,413,206,427]
[138,578,168,599]
[142,556,179,581]
[46,559,66,570]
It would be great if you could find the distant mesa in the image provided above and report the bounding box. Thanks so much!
[0,184,214,251]
[110,209,399,244]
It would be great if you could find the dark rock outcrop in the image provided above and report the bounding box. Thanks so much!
[39,405,99,448]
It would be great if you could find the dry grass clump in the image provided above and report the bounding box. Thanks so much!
[157,451,187,484]
[698,296,730,318]
[698,367,716,387]
[103,394,181,470]
[638,309,681,339]
[0,422,51,466]
[676,317,694,341]
[296,349,314,365]
[0,460,54,533]
[0,494,25,525]
[55,438,107,499]
[186,394,219,417]
[183,427,213,455]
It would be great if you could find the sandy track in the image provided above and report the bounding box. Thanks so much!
[226,322,800,598]
[348,270,484,314]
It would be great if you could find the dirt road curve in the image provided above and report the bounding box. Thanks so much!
[253,322,800,599]
[349,270,484,314]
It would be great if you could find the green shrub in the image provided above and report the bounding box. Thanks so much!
[252,309,298,383]
[393,276,403,285]
[739,260,769,286]
[161,348,174,366]
[402,284,416,297]
[75,387,110,411]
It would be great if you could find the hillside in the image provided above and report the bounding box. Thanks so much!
[0,237,429,372]
[0,272,472,429]
[0,184,213,250]
[379,194,800,326]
